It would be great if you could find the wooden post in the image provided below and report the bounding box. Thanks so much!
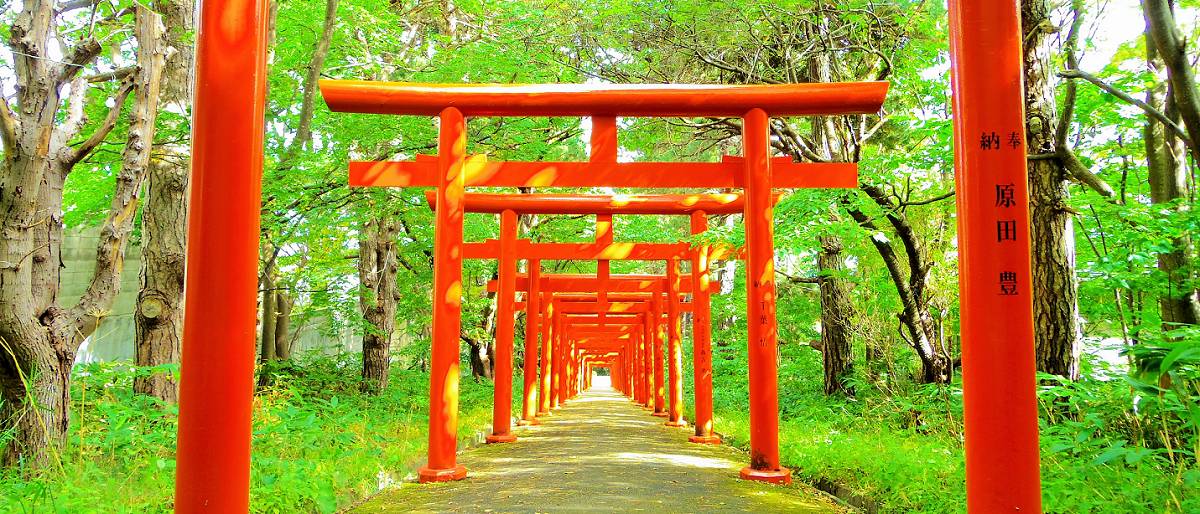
[689,212,721,444]
[651,284,667,417]
[538,295,553,416]
[174,1,270,510]
[739,108,790,484]
[948,1,1043,510]
[519,259,542,425]
[487,209,519,443]
[665,258,687,427]
[418,107,469,483]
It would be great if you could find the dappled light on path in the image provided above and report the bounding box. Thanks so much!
[354,385,845,513]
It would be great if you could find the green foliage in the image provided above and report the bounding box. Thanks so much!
[0,358,500,513]
[686,331,1197,513]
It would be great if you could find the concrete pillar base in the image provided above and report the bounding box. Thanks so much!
[739,466,792,485]
[486,433,518,444]
[418,464,468,483]
[688,434,722,444]
[664,420,688,428]
[651,411,668,418]
[516,418,541,426]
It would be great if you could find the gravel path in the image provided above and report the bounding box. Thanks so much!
[353,383,847,513]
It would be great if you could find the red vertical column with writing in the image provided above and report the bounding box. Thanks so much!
[739,108,791,484]
[948,1,1042,510]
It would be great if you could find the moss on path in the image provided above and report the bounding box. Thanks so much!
[353,385,847,513]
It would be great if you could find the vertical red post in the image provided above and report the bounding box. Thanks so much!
[689,212,721,444]
[551,307,563,409]
[418,108,469,483]
[948,1,1042,510]
[174,1,269,510]
[538,295,553,416]
[632,330,643,403]
[665,258,687,427]
[642,316,653,408]
[740,108,791,484]
[651,285,667,417]
[629,333,636,399]
[519,259,542,425]
[487,209,519,443]
[596,214,612,329]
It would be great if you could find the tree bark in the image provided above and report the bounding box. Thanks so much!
[274,291,294,360]
[259,271,278,363]
[1,3,157,467]
[1143,0,1200,160]
[1144,9,1200,327]
[360,214,400,393]
[817,235,855,396]
[1021,0,1083,380]
[135,0,187,402]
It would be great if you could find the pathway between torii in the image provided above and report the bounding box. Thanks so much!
[353,380,845,513]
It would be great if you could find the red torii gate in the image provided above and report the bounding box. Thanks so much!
[447,192,770,440]
[180,2,1040,511]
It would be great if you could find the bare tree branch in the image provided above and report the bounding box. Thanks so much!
[67,78,136,166]
[1059,68,1190,142]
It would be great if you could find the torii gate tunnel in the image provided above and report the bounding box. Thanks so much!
[177,1,1041,512]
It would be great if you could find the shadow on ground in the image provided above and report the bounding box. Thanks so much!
[353,383,846,513]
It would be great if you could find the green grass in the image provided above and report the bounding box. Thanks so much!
[0,355,505,513]
[684,340,1198,513]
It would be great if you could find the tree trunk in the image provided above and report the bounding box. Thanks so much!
[1143,0,1200,160]
[259,272,278,363]
[134,0,193,403]
[2,4,161,467]
[1021,0,1083,380]
[1144,9,1200,328]
[817,235,855,396]
[360,214,400,393]
[275,291,294,360]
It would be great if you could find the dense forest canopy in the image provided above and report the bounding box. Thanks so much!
[0,0,1197,512]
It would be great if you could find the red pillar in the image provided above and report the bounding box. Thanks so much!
[487,209,519,443]
[418,108,469,483]
[551,306,563,409]
[739,108,790,484]
[174,1,269,510]
[519,259,541,425]
[651,285,667,417]
[628,338,638,396]
[642,317,653,408]
[948,1,1042,510]
[538,293,553,416]
[689,212,721,444]
[665,258,687,427]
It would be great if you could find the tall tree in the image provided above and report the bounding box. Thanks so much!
[1143,0,1200,327]
[359,211,401,393]
[0,3,162,466]
[817,233,855,395]
[135,0,194,402]
[1020,0,1086,380]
